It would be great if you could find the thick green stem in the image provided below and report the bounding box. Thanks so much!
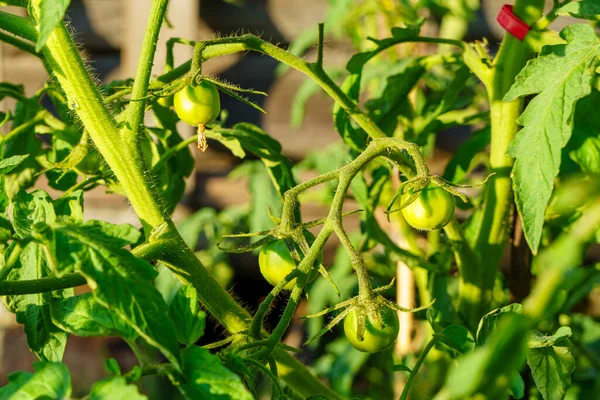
[462,0,545,329]
[0,10,37,41]
[0,273,86,295]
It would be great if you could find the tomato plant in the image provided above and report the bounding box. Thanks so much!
[0,0,599,399]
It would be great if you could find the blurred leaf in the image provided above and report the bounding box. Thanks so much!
[35,0,71,51]
[443,127,490,183]
[208,123,296,196]
[393,364,412,372]
[51,293,137,341]
[567,90,600,173]
[290,78,321,129]
[178,346,253,400]
[365,59,424,136]
[88,377,147,400]
[527,327,575,400]
[434,324,475,353]
[504,24,600,254]
[557,1,600,21]
[0,362,71,399]
[169,284,206,346]
[443,313,529,399]
[0,154,29,175]
[476,303,523,345]
[333,73,367,151]
[346,25,421,73]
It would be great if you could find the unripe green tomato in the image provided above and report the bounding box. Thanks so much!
[157,95,173,109]
[258,233,321,290]
[401,183,455,231]
[343,307,399,353]
[173,81,221,126]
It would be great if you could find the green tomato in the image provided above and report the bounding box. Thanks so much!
[401,182,455,231]
[343,307,399,353]
[259,240,297,290]
[157,95,173,109]
[258,233,321,290]
[173,80,221,126]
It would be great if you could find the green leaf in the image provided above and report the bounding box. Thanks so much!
[88,377,147,400]
[54,190,84,225]
[510,373,525,399]
[557,1,600,21]
[0,362,71,400]
[12,190,56,238]
[51,293,137,341]
[476,303,523,345]
[333,73,368,151]
[443,127,490,183]
[346,25,421,73]
[434,324,475,353]
[178,346,253,400]
[504,24,600,254]
[392,364,412,372]
[45,223,179,367]
[527,327,575,400]
[169,284,206,346]
[365,59,424,136]
[35,0,71,51]
[0,154,29,175]
[4,243,72,362]
[567,90,600,173]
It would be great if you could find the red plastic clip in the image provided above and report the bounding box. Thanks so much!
[497,5,530,41]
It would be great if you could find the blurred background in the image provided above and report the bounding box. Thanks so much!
[0,0,591,398]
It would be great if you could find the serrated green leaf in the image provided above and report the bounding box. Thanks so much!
[557,0,600,21]
[12,190,56,238]
[35,0,71,51]
[88,377,147,400]
[505,24,600,254]
[178,346,253,400]
[434,324,475,353]
[4,243,72,362]
[39,222,179,367]
[169,284,206,346]
[0,154,29,175]
[51,293,137,341]
[527,327,575,400]
[0,362,71,400]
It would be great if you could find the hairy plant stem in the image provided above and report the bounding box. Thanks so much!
[462,0,545,330]
[27,2,341,397]
[254,139,428,359]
